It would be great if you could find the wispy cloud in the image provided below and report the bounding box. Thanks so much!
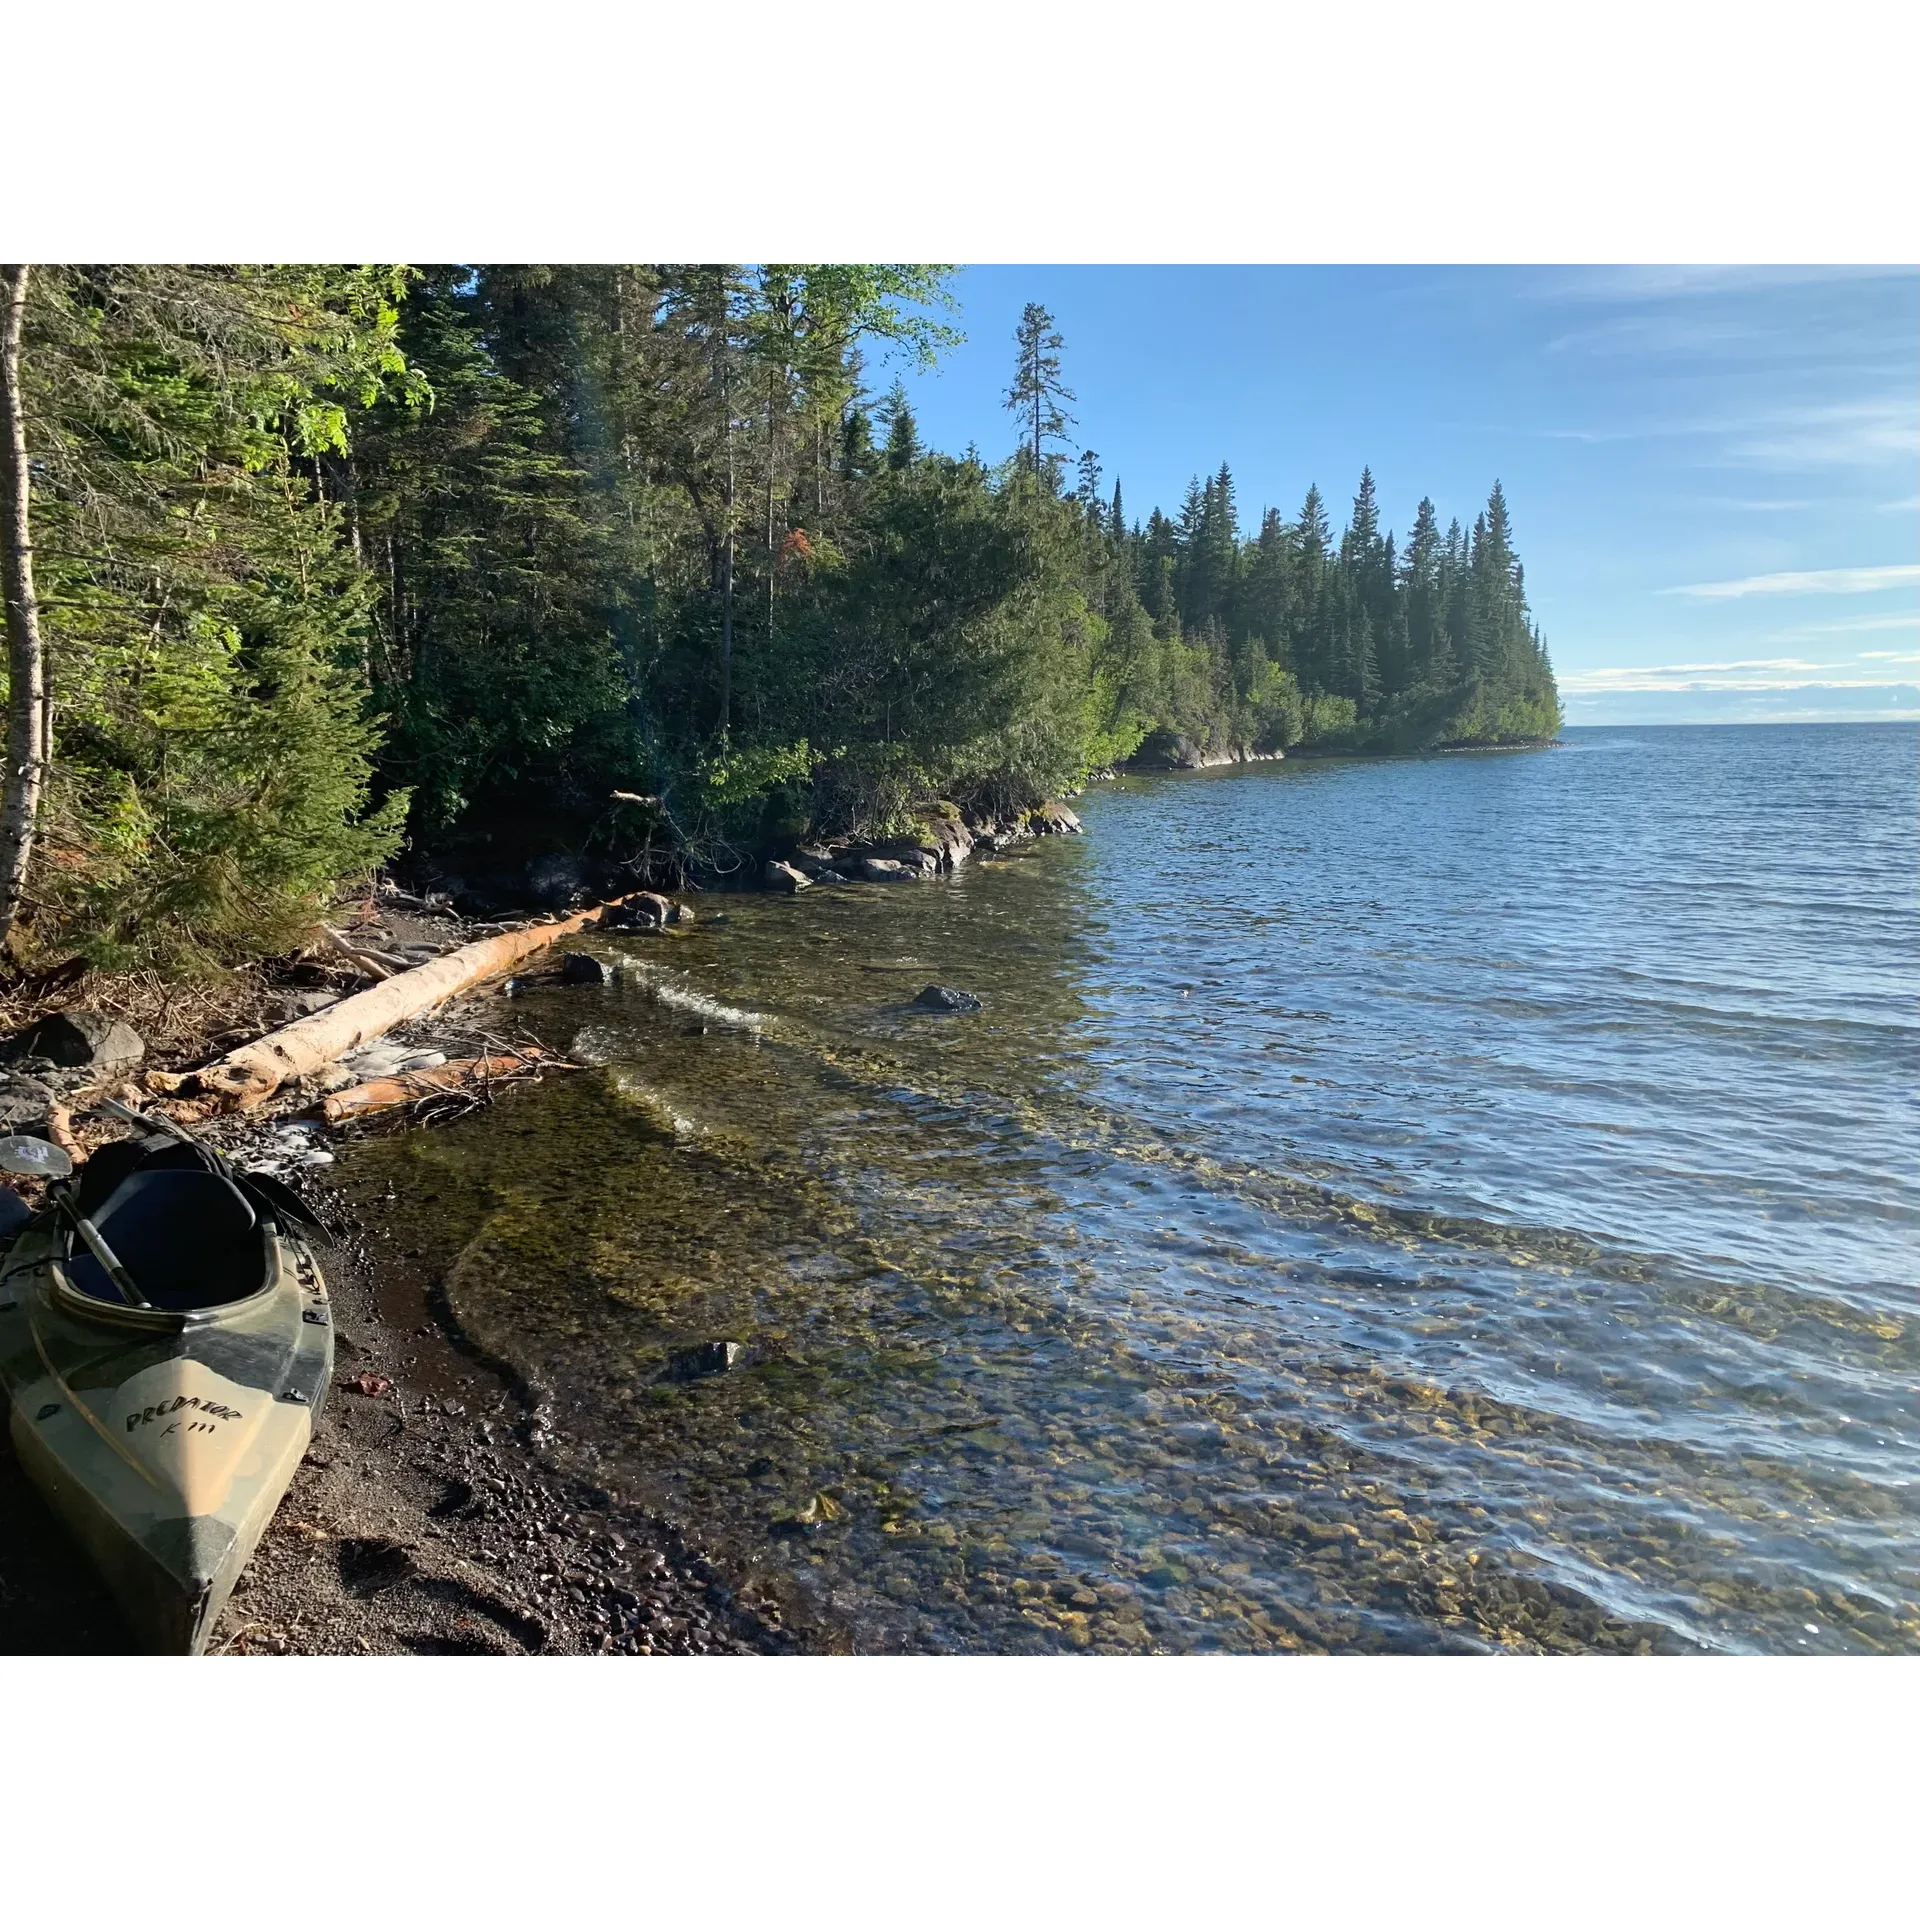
[1665,564,1920,599]
[1881,494,1920,513]
[1529,266,1915,305]
[1562,682,1920,725]
[1722,398,1917,470]
[1544,395,1916,471]
[1545,316,1760,358]
[1790,612,1920,634]
[1561,651,1920,693]
[1563,658,1819,692]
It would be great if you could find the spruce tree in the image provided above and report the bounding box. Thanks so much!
[1004,302,1075,484]
[1075,449,1103,515]
[882,379,921,469]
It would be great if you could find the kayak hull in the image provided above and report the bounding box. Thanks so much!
[0,1216,332,1655]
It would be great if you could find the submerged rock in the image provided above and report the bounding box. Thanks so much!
[561,952,616,986]
[666,1341,746,1382]
[913,984,982,1013]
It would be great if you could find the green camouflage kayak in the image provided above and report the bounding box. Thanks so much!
[0,1124,333,1654]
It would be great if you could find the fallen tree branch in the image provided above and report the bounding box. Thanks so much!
[147,893,643,1111]
[321,1051,569,1125]
[318,923,403,981]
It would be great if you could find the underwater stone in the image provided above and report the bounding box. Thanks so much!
[667,1340,746,1381]
[913,985,982,1013]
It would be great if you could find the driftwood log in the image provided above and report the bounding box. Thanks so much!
[148,894,641,1112]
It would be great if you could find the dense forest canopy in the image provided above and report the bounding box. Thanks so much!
[0,264,1559,969]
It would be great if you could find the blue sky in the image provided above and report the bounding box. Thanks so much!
[878,267,1919,725]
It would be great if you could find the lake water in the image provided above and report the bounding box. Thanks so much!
[348,724,1920,1652]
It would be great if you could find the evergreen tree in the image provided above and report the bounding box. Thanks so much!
[1075,449,1103,516]
[880,378,921,469]
[1400,496,1442,682]
[1004,302,1075,484]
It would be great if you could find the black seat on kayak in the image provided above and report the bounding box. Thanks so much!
[68,1168,263,1311]
[73,1135,161,1215]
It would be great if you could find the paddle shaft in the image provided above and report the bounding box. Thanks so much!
[56,1196,151,1309]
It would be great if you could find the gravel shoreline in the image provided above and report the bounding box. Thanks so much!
[0,1105,802,1657]
[0,894,810,1658]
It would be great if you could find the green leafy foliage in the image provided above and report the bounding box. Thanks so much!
[17,266,415,968]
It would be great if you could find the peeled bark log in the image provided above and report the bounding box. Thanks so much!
[148,893,641,1110]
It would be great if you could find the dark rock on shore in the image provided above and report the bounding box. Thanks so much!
[845,857,918,884]
[0,1078,55,1133]
[1125,729,1284,772]
[601,891,690,931]
[1027,800,1083,835]
[616,892,674,927]
[758,786,1089,892]
[5,1011,145,1076]
[911,807,975,868]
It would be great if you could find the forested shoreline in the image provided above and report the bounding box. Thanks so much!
[0,265,1560,973]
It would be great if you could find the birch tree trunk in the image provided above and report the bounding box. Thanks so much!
[719,371,734,741]
[0,264,45,949]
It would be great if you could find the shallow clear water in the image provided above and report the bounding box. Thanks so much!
[346,724,1920,1652]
